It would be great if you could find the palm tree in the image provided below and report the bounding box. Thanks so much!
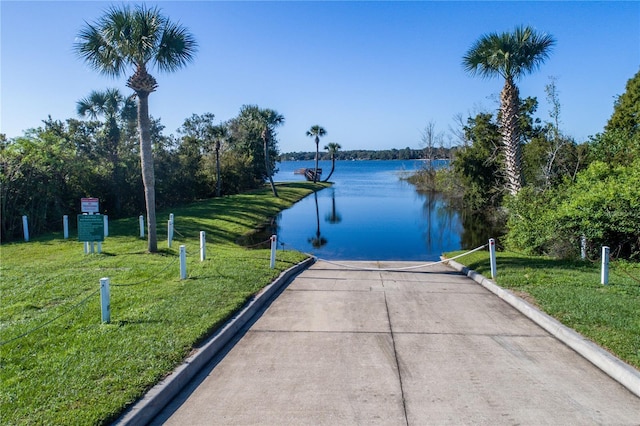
[211,124,229,197]
[77,88,136,215]
[306,125,327,183]
[75,5,197,252]
[322,142,341,182]
[237,105,284,197]
[258,109,285,197]
[463,25,555,195]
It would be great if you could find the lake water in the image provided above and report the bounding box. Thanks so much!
[272,160,465,261]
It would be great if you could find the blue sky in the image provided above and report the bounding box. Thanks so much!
[1,1,639,153]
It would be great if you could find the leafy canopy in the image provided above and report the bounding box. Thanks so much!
[74,4,197,78]
[462,25,555,81]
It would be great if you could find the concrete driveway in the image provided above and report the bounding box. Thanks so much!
[150,261,640,425]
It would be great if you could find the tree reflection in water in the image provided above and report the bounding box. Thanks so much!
[324,188,342,225]
[308,191,328,249]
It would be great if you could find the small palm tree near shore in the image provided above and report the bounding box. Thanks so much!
[323,142,341,182]
[306,125,327,183]
[75,5,197,252]
[77,88,136,215]
[463,25,555,195]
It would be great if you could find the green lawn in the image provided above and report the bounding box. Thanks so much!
[446,249,640,370]
[0,182,327,425]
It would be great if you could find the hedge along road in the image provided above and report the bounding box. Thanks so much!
[139,260,639,425]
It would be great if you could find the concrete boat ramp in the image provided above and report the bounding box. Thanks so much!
[119,260,640,425]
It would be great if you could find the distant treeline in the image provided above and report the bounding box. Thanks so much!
[279,147,452,161]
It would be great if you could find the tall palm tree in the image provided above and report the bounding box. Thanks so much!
[258,109,285,197]
[75,5,197,252]
[306,125,327,183]
[463,25,555,195]
[211,124,229,197]
[322,142,341,182]
[77,88,136,215]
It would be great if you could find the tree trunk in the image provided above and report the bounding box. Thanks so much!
[314,137,319,183]
[215,142,221,197]
[500,78,523,195]
[137,92,157,252]
[263,132,278,197]
[323,155,336,182]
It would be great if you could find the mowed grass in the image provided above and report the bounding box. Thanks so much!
[446,249,640,370]
[0,182,328,425]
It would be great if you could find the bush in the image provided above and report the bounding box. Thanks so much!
[506,160,640,260]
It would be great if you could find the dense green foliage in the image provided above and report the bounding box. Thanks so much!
[411,69,640,261]
[506,71,640,260]
[446,249,640,370]
[0,183,321,425]
[0,105,285,242]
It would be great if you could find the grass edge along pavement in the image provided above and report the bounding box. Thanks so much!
[0,182,328,426]
[443,249,640,377]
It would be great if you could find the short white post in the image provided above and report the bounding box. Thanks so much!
[200,231,206,261]
[168,219,174,248]
[580,235,587,261]
[103,215,109,237]
[89,242,95,254]
[601,246,610,285]
[97,242,102,254]
[139,215,145,238]
[84,242,89,254]
[270,235,277,269]
[489,238,497,279]
[180,245,187,279]
[22,215,29,242]
[63,215,69,239]
[100,277,111,323]
[169,213,175,241]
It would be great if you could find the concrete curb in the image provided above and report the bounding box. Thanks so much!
[443,258,640,399]
[113,256,316,426]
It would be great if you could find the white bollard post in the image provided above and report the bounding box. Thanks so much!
[489,238,497,279]
[84,242,89,254]
[601,246,610,285]
[580,235,587,261]
[100,277,110,323]
[168,219,173,248]
[180,245,187,279]
[169,213,175,241]
[200,231,206,262]
[63,215,69,239]
[103,215,109,238]
[139,215,145,238]
[22,215,29,242]
[270,235,277,269]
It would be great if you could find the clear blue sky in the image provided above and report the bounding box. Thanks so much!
[1,1,639,152]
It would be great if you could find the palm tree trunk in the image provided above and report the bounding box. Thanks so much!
[137,92,157,252]
[215,142,221,197]
[314,137,319,183]
[263,133,278,197]
[500,78,523,195]
[323,155,336,182]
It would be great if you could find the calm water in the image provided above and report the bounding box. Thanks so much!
[272,160,464,261]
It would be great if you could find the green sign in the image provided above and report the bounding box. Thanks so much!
[78,214,104,242]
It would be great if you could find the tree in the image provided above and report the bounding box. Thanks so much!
[77,88,136,215]
[463,25,555,195]
[75,5,197,252]
[212,124,229,197]
[306,125,327,183]
[257,108,285,197]
[605,69,640,137]
[322,142,341,182]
